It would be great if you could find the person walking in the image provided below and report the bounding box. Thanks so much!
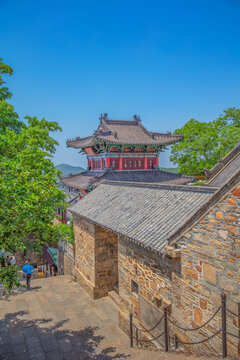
[22,260,34,290]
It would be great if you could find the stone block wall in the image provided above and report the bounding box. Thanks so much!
[74,216,118,299]
[74,217,96,297]
[94,225,118,298]
[15,249,45,268]
[175,184,240,355]
[64,253,74,276]
[117,184,240,356]
[58,241,74,275]
[118,235,178,334]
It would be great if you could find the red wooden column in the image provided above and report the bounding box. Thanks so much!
[144,156,148,170]
[155,156,159,167]
[91,158,94,170]
[119,156,123,170]
[105,157,110,168]
[101,158,104,170]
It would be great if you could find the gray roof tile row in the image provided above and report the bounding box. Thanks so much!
[207,151,240,187]
[70,182,215,253]
[66,116,182,148]
[61,169,193,190]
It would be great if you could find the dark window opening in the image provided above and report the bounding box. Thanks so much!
[131,280,139,294]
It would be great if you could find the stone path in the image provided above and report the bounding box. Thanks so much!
[0,276,237,359]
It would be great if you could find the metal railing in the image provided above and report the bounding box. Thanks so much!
[129,293,240,358]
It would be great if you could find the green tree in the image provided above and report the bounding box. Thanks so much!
[0,57,72,293]
[0,56,13,101]
[170,109,240,176]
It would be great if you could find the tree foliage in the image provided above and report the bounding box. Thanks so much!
[0,57,13,101]
[170,108,240,176]
[0,57,72,293]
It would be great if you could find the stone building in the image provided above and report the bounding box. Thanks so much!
[61,114,193,193]
[58,240,74,276]
[69,144,240,356]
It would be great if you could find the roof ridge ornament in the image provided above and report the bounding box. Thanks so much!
[100,113,108,121]
[133,115,141,123]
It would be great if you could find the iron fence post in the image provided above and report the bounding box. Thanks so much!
[175,334,178,349]
[129,313,133,348]
[164,307,169,352]
[221,293,227,358]
[238,303,240,355]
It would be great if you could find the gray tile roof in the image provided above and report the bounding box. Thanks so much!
[70,182,216,253]
[61,170,106,189]
[204,143,240,180]
[61,169,194,190]
[102,170,193,184]
[66,115,183,148]
[207,150,240,187]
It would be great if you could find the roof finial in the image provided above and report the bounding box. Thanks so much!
[133,115,141,123]
[100,113,108,121]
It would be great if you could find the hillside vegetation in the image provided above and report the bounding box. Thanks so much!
[55,163,85,177]
[159,167,179,174]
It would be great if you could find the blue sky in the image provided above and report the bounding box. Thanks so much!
[1,0,240,168]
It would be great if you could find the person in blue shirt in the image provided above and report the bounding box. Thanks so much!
[22,260,34,290]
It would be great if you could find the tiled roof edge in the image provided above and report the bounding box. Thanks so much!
[168,168,240,246]
[100,180,217,194]
[104,119,139,126]
[204,143,240,179]
[152,131,184,139]
[70,211,164,256]
[66,136,94,148]
[61,170,89,180]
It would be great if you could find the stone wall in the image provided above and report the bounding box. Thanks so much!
[64,253,74,276]
[94,225,118,298]
[74,217,96,297]
[58,241,74,276]
[15,249,45,268]
[117,184,240,356]
[118,235,178,347]
[175,184,240,355]
[74,217,118,299]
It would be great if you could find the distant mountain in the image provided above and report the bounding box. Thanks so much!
[55,163,85,177]
[159,167,179,174]
[55,164,178,177]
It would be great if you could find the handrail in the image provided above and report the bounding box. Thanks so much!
[133,314,164,333]
[135,330,165,343]
[168,306,221,332]
[227,308,239,317]
[173,329,221,345]
[227,332,239,339]
[129,293,239,358]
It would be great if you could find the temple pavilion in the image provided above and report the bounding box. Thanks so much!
[61,113,193,193]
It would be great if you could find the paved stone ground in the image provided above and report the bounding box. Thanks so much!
[0,276,237,360]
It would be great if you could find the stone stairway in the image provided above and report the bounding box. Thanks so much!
[0,276,238,359]
[121,347,238,359]
[108,290,238,360]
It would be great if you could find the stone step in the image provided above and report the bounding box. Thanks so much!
[127,348,237,359]
[108,290,120,306]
